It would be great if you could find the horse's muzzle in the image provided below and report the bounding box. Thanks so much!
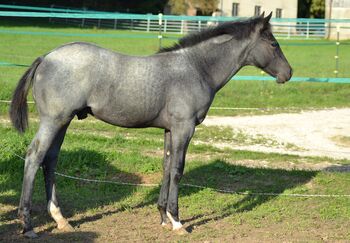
[276,68,293,84]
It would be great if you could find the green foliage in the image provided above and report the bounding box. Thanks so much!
[310,0,325,18]
[194,0,219,15]
[298,0,312,18]
[298,0,325,18]
[167,0,218,15]
[168,0,188,15]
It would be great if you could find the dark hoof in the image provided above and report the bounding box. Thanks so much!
[23,230,38,239]
[173,227,189,235]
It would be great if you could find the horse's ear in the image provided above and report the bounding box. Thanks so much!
[260,11,265,19]
[264,12,272,23]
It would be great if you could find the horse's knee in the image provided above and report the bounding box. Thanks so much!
[170,169,183,183]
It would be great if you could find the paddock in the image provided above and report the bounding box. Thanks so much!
[1,7,350,241]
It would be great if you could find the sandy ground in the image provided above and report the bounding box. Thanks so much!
[203,108,350,160]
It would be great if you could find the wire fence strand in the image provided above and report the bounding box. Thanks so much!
[1,143,350,198]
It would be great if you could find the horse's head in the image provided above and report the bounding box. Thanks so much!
[247,12,292,83]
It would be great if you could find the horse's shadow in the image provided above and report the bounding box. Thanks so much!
[143,159,318,232]
[1,150,318,238]
[0,148,143,240]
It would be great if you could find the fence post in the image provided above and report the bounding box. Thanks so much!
[181,20,184,34]
[81,7,86,27]
[335,25,340,78]
[146,15,150,32]
[164,19,167,33]
[114,19,117,29]
[288,26,291,39]
[198,20,201,31]
[158,13,163,50]
[306,21,310,39]
[49,4,54,23]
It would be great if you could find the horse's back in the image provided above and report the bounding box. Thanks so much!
[32,42,170,127]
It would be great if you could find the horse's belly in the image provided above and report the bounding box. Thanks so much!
[88,74,167,127]
[89,97,163,128]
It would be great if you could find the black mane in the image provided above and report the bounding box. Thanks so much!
[158,16,263,53]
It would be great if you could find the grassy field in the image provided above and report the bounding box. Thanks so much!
[0,19,350,116]
[1,19,350,241]
[1,118,350,241]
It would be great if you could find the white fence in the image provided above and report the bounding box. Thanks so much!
[48,17,350,40]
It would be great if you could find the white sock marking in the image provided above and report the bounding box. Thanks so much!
[166,211,183,230]
[48,200,68,228]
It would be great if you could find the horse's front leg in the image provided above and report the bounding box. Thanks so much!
[166,122,195,233]
[157,129,172,227]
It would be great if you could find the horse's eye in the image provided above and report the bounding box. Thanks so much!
[271,42,279,47]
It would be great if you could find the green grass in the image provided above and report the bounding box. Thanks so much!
[0,19,350,116]
[1,119,350,240]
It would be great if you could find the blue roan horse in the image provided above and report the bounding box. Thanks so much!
[10,13,292,238]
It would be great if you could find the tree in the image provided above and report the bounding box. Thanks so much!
[298,0,325,18]
[167,0,218,15]
[298,0,312,18]
[310,0,325,18]
[195,0,219,15]
[167,0,188,15]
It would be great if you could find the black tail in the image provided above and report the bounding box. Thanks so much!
[10,57,43,133]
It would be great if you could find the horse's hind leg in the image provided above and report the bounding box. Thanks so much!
[42,123,73,232]
[18,120,67,238]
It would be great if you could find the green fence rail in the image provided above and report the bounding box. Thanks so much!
[1,61,349,83]
[1,4,349,83]
[0,4,108,14]
[0,4,350,23]
[0,9,350,23]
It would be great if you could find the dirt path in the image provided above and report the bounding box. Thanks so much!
[203,108,350,160]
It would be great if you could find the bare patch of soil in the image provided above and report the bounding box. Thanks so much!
[203,108,350,160]
[2,203,349,242]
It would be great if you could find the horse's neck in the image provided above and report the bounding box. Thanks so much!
[187,39,250,92]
